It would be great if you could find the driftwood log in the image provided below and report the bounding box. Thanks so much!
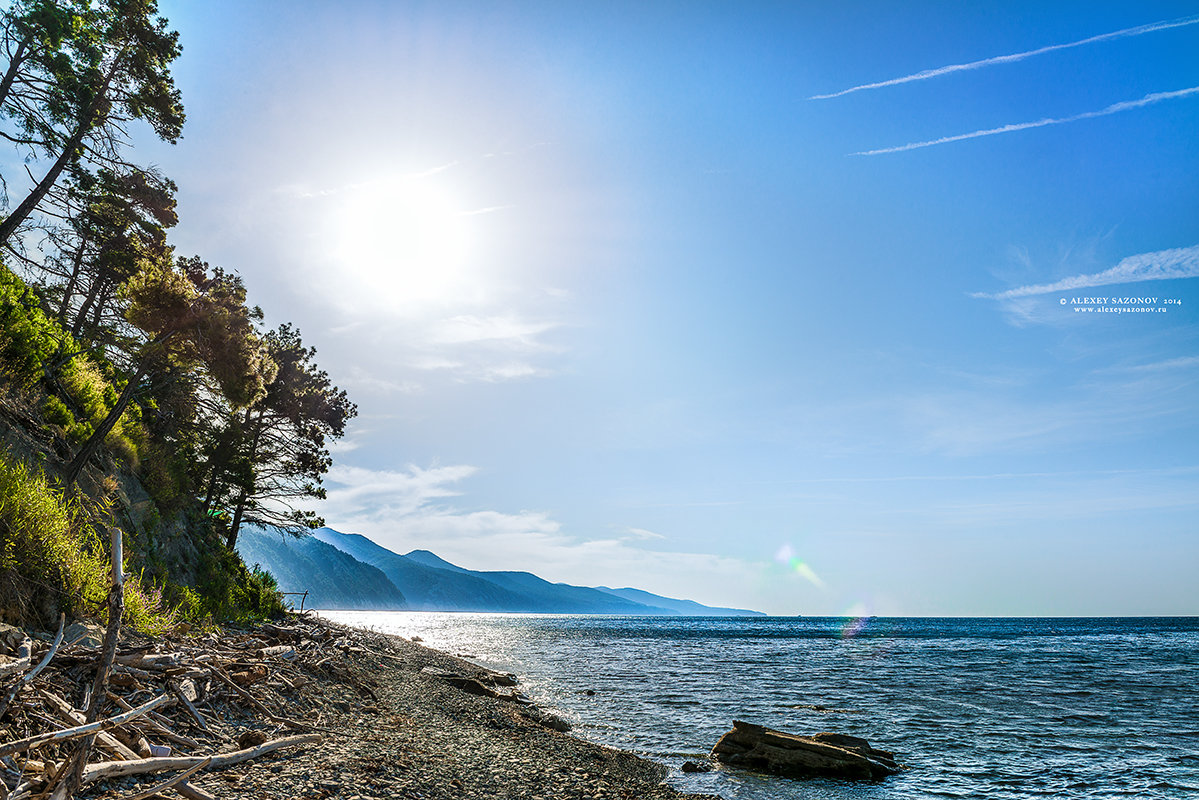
[81,733,322,783]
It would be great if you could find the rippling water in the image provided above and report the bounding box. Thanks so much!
[321,613,1199,799]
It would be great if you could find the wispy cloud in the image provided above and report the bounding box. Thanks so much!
[625,527,666,541]
[1120,356,1199,373]
[853,86,1199,156]
[318,462,769,609]
[972,244,1199,300]
[812,14,1199,100]
[430,314,561,347]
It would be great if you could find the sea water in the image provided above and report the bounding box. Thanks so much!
[320,613,1199,799]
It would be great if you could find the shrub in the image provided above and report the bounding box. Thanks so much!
[0,454,176,632]
[41,395,75,429]
[0,265,61,387]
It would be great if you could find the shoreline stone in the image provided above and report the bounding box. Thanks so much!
[710,719,901,781]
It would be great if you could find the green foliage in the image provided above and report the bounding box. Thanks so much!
[192,543,284,624]
[0,453,174,632]
[41,394,74,428]
[0,264,61,387]
[0,453,107,624]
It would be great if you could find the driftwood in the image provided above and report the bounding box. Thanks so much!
[50,527,126,800]
[175,780,218,800]
[81,733,322,783]
[205,663,333,733]
[169,679,209,732]
[0,637,32,681]
[41,687,142,761]
[0,693,170,758]
[0,616,64,719]
[115,758,210,800]
[0,604,402,798]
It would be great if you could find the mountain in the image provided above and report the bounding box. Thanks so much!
[595,586,761,617]
[317,529,763,615]
[242,526,763,615]
[401,548,677,614]
[312,530,542,611]
[236,525,407,610]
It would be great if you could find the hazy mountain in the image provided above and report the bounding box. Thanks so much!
[236,525,407,610]
[594,586,761,617]
[318,529,762,615]
[242,526,762,615]
[401,548,675,613]
[313,530,544,612]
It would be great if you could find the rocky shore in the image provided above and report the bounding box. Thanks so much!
[1,615,716,800]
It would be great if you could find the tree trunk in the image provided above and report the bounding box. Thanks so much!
[70,273,107,338]
[0,35,28,111]
[225,408,262,550]
[65,360,147,483]
[0,61,118,248]
[226,488,248,551]
[0,116,89,247]
[57,231,91,323]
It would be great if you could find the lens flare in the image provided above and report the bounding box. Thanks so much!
[841,603,872,639]
[774,544,825,588]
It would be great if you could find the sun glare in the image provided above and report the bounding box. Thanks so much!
[331,175,476,309]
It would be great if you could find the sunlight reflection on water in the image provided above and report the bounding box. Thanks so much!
[321,612,1199,800]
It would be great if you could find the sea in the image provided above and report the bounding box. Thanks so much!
[319,613,1199,800]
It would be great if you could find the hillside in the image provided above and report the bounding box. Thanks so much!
[242,527,763,615]
[236,526,407,610]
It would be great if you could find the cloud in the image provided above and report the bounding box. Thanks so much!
[853,86,1199,156]
[625,527,666,541]
[972,244,1199,300]
[430,314,561,347]
[1122,356,1199,372]
[317,462,770,609]
[812,14,1199,100]
[324,463,478,516]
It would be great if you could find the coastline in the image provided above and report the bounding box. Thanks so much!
[223,616,718,800]
[3,614,718,800]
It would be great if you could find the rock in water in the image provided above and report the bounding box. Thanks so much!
[710,720,900,781]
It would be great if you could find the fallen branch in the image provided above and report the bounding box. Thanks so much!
[175,780,218,800]
[169,680,208,732]
[81,733,321,783]
[0,693,172,759]
[115,757,210,800]
[205,664,334,733]
[107,693,202,749]
[40,690,141,761]
[0,615,63,719]
[53,527,126,800]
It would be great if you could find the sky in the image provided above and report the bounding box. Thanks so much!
[120,0,1199,615]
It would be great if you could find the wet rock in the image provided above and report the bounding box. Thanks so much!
[680,760,711,773]
[711,720,899,781]
[521,706,572,732]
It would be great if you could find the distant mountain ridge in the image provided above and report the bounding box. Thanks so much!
[236,525,408,610]
[242,525,762,616]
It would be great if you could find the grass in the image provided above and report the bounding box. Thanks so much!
[0,453,176,633]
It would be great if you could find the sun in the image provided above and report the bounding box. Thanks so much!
[331,174,476,309]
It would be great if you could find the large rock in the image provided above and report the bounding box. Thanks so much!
[711,720,900,781]
[63,621,104,649]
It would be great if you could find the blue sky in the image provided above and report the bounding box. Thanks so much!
[133,1,1198,615]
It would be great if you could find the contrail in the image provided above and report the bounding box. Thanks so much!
[851,85,1199,156]
[812,14,1199,100]
[971,244,1199,300]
